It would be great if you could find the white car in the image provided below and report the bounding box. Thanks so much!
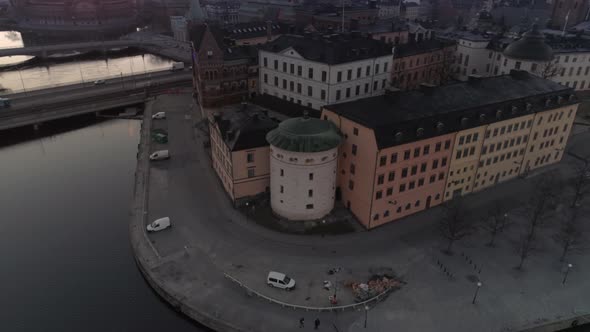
[149,150,169,161]
[152,112,166,119]
[93,80,106,85]
[147,217,171,232]
[267,271,296,290]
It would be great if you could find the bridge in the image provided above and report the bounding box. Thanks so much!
[0,71,193,131]
[0,40,158,58]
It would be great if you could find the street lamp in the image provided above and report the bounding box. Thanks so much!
[364,305,370,328]
[472,281,482,304]
[563,263,573,285]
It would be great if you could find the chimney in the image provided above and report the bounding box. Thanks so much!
[419,83,436,95]
[384,86,402,100]
[467,74,482,84]
[509,69,529,80]
[266,21,273,42]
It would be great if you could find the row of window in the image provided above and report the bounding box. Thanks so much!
[480,148,525,167]
[394,52,447,71]
[278,186,314,198]
[265,75,387,101]
[372,171,446,200]
[482,135,528,156]
[376,140,452,166]
[485,120,532,139]
[457,132,479,145]
[373,157,448,185]
[279,169,314,180]
[262,57,388,82]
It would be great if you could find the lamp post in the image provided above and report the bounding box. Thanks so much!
[563,263,573,285]
[472,281,482,304]
[364,305,369,328]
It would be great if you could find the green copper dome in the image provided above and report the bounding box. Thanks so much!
[503,24,553,62]
[266,116,342,153]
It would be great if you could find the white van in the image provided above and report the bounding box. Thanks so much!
[149,150,169,161]
[152,112,166,119]
[267,271,296,290]
[147,217,171,232]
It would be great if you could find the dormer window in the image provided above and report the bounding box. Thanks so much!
[395,131,403,142]
[416,128,424,137]
[526,103,532,111]
[511,106,518,114]
[496,110,502,119]
[436,122,444,132]
[461,117,469,127]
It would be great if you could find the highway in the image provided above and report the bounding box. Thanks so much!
[0,70,193,131]
[0,40,153,57]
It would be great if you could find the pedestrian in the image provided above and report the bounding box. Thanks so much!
[299,317,304,328]
[314,318,320,329]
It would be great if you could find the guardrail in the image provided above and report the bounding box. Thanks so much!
[224,273,395,312]
[0,68,176,96]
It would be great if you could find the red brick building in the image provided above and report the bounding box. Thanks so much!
[391,38,456,90]
[190,24,259,108]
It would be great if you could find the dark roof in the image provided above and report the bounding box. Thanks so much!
[393,39,455,57]
[212,106,279,151]
[503,25,554,61]
[266,116,342,153]
[363,19,407,34]
[261,34,392,64]
[252,94,321,118]
[189,23,258,62]
[324,71,576,149]
[224,21,288,40]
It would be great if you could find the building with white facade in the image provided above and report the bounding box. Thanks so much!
[442,25,590,91]
[259,34,393,110]
[266,115,342,221]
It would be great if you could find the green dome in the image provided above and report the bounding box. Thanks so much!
[503,24,553,62]
[266,116,342,153]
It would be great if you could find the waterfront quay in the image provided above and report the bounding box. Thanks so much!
[131,94,590,331]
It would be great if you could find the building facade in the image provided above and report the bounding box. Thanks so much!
[208,106,280,205]
[322,71,578,229]
[190,24,259,108]
[266,116,342,220]
[550,0,590,30]
[259,34,393,110]
[390,39,456,90]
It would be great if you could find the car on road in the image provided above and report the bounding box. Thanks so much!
[267,271,296,290]
[149,150,170,161]
[147,217,171,232]
[152,112,166,119]
[93,80,106,85]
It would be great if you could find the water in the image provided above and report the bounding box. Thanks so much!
[0,120,204,331]
[0,31,174,93]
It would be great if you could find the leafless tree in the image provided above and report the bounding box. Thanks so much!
[554,165,590,261]
[516,177,559,269]
[539,61,561,79]
[437,49,456,85]
[482,200,509,247]
[439,198,472,254]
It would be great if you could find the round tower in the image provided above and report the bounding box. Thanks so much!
[266,115,341,221]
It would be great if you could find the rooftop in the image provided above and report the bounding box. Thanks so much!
[211,103,287,151]
[324,71,575,149]
[261,34,392,64]
[266,115,342,153]
[393,38,455,57]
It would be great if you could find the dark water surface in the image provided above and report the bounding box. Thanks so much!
[0,119,205,331]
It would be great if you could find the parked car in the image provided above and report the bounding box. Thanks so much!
[267,271,296,290]
[147,217,171,232]
[152,112,166,119]
[93,80,106,85]
[149,150,170,161]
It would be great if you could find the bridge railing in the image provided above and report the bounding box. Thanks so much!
[0,67,182,96]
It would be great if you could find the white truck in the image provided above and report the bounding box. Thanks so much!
[171,62,185,71]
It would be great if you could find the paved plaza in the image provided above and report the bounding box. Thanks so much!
[130,94,590,332]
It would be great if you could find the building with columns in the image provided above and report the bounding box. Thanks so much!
[259,34,393,110]
[321,71,578,229]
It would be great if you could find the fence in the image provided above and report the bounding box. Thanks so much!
[224,273,394,312]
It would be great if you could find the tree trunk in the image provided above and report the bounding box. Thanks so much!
[560,241,570,262]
